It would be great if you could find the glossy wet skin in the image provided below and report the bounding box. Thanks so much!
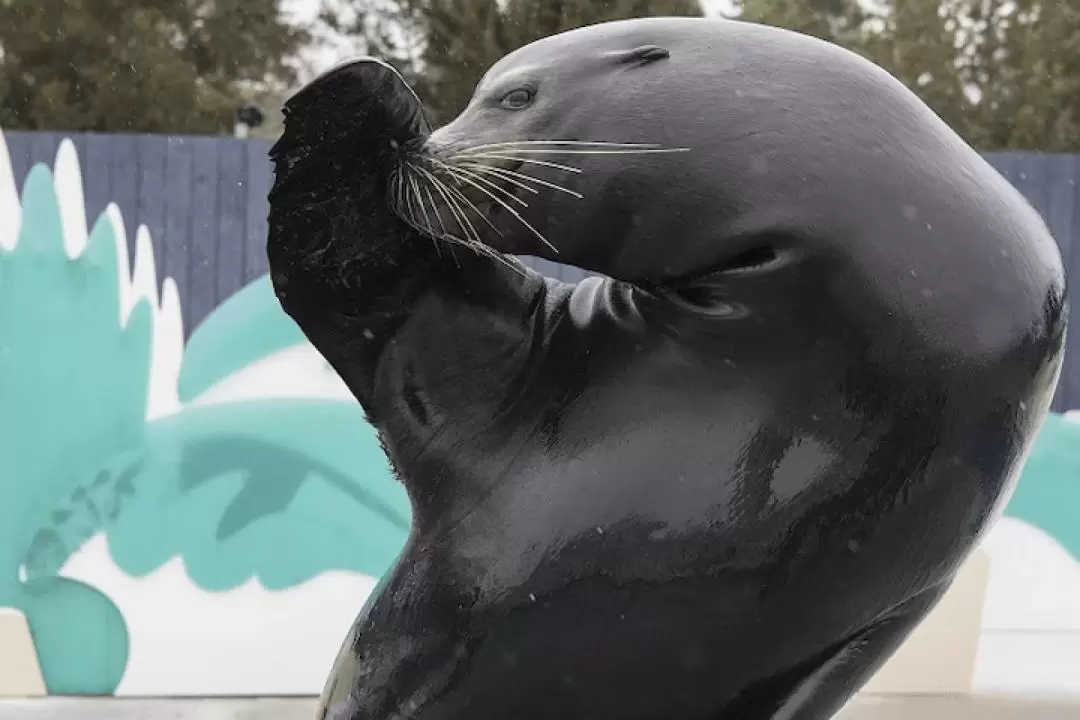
[267,18,1066,720]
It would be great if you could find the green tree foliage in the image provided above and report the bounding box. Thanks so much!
[735,0,864,45]
[731,0,1080,151]
[326,0,704,126]
[0,0,308,133]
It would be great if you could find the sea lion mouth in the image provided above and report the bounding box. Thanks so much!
[390,138,692,259]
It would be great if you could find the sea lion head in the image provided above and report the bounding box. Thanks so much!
[412,20,710,283]
[409,17,1065,357]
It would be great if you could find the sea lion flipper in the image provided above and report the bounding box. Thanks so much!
[268,218,549,414]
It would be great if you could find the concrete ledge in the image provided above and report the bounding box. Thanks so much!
[837,694,1080,719]
[2,695,1080,719]
[0,609,46,697]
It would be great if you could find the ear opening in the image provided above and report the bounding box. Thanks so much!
[611,45,671,67]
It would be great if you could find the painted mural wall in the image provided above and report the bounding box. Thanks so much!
[0,130,408,696]
[0,129,1079,697]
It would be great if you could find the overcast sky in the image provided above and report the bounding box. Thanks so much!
[282,0,735,79]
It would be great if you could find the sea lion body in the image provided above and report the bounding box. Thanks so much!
[267,19,1066,720]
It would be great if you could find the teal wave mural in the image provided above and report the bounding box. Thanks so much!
[0,136,409,695]
[177,275,307,403]
[0,164,151,692]
[1005,412,1080,560]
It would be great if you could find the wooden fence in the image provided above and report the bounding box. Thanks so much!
[5,131,1079,410]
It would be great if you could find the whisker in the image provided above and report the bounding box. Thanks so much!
[442,191,478,244]
[406,162,457,241]
[457,162,539,197]
[388,166,404,216]
[454,140,668,152]
[475,240,528,277]
[459,147,690,157]
[452,199,483,245]
[420,182,451,238]
[446,163,532,205]
[421,169,479,243]
[392,166,425,240]
[449,153,584,175]
[424,169,481,245]
[406,171,432,231]
[404,172,423,228]
[395,170,403,218]
[427,164,507,239]
[407,169,443,258]
[459,161,582,199]
[419,169,528,276]
[395,165,424,231]
[429,163,559,254]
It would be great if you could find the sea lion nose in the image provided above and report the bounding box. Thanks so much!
[421,129,449,158]
[422,126,476,161]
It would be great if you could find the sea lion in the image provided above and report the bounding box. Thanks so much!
[266,17,1067,720]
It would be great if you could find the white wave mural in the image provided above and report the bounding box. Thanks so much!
[0,129,21,252]
[61,535,376,696]
[974,516,1080,695]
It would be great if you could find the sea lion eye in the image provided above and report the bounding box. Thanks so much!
[500,88,535,110]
